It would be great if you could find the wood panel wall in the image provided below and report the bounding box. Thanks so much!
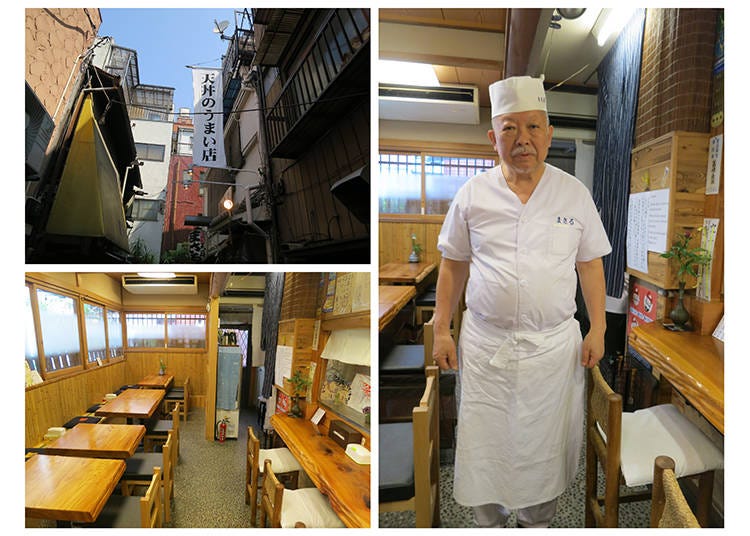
[25,360,127,447]
[124,350,208,409]
[378,218,445,267]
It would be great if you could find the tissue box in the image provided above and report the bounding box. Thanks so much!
[43,427,66,440]
[328,420,362,449]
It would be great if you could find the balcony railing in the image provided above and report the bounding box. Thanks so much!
[221,9,256,124]
[265,8,369,158]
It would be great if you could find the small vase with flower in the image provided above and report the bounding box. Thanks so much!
[660,230,712,330]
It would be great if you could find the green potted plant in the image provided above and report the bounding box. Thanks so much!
[660,230,712,329]
[409,233,422,263]
[288,369,312,418]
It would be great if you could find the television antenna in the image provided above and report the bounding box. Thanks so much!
[213,19,231,40]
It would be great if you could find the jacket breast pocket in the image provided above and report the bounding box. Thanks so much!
[548,225,581,258]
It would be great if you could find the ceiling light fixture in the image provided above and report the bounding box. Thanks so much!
[137,272,176,278]
[379,60,439,87]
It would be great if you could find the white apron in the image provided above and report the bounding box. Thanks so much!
[452,310,585,510]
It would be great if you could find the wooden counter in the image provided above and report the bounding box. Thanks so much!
[379,285,416,331]
[629,322,724,433]
[379,261,436,285]
[271,413,370,528]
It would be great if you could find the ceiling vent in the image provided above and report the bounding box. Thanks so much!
[122,274,198,295]
[379,83,480,125]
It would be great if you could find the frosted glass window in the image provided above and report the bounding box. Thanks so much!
[378,152,422,214]
[167,314,206,348]
[424,156,495,214]
[83,303,106,363]
[25,286,39,372]
[107,310,124,358]
[37,288,82,372]
[126,313,165,348]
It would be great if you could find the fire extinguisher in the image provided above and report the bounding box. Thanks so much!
[217,418,228,443]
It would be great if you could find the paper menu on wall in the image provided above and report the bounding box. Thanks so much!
[706,134,723,195]
[350,272,370,313]
[322,273,336,313]
[627,193,649,273]
[626,189,671,273]
[333,272,353,315]
[273,345,293,386]
[696,218,720,301]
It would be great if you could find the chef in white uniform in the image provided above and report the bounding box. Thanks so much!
[433,75,611,528]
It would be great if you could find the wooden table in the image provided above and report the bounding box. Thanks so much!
[379,261,436,285]
[137,373,174,389]
[379,285,416,331]
[271,414,370,528]
[26,454,125,523]
[95,388,164,422]
[42,423,145,459]
[629,322,724,433]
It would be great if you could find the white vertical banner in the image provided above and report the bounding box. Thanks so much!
[192,68,226,169]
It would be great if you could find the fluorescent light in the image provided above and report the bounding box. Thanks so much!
[379,60,439,86]
[137,272,176,278]
[592,9,634,47]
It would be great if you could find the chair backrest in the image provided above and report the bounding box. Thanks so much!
[423,318,434,368]
[588,365,623,477]
[650,455,700,528]
[162,430,173,486]
[140,467,162,527]
[259,459,285,528]
[247,425,261,486]
[412,365,440,528]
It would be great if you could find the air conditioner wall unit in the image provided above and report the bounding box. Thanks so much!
[379,83,480,125]
[122,274,198,295]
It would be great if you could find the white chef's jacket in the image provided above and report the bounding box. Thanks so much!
[438,164,611,509]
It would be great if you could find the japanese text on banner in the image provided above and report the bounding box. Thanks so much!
[192,68,226,169]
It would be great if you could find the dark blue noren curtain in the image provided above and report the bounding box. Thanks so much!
[593,9,646,298]
[261,272,285,398]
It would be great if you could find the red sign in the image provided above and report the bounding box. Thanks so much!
[275,390,290,414]
[627,279,658,337]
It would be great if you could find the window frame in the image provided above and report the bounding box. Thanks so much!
[379,141,498,218]
[25,280,126,384]
[125,310,208,351]
[134,142,166,162]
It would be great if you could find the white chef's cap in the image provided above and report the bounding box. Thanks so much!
[489,75,547,118]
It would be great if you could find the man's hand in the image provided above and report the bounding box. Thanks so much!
[580,329,605,368]
[433,330,459,370]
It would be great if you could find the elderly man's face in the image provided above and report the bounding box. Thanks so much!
[488,110,553,177]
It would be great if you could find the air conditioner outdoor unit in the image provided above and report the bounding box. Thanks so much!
[379,83,480,125]
[25,83,55,178]
[122,274,198,295]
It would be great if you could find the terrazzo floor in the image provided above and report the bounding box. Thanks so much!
[169,406,260,528]
[378,426,652,529]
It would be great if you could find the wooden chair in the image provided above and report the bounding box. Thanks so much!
[259,459,345,528]
[585,365,722,527]
[144,402,180,455]
[245,426,302,526]
[121,430,174,524]
[379,365,441,527]
[650,455,701,528]
[164,377,189,422]
[82,467,162,527]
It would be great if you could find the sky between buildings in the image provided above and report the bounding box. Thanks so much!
[98,7,239,112]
